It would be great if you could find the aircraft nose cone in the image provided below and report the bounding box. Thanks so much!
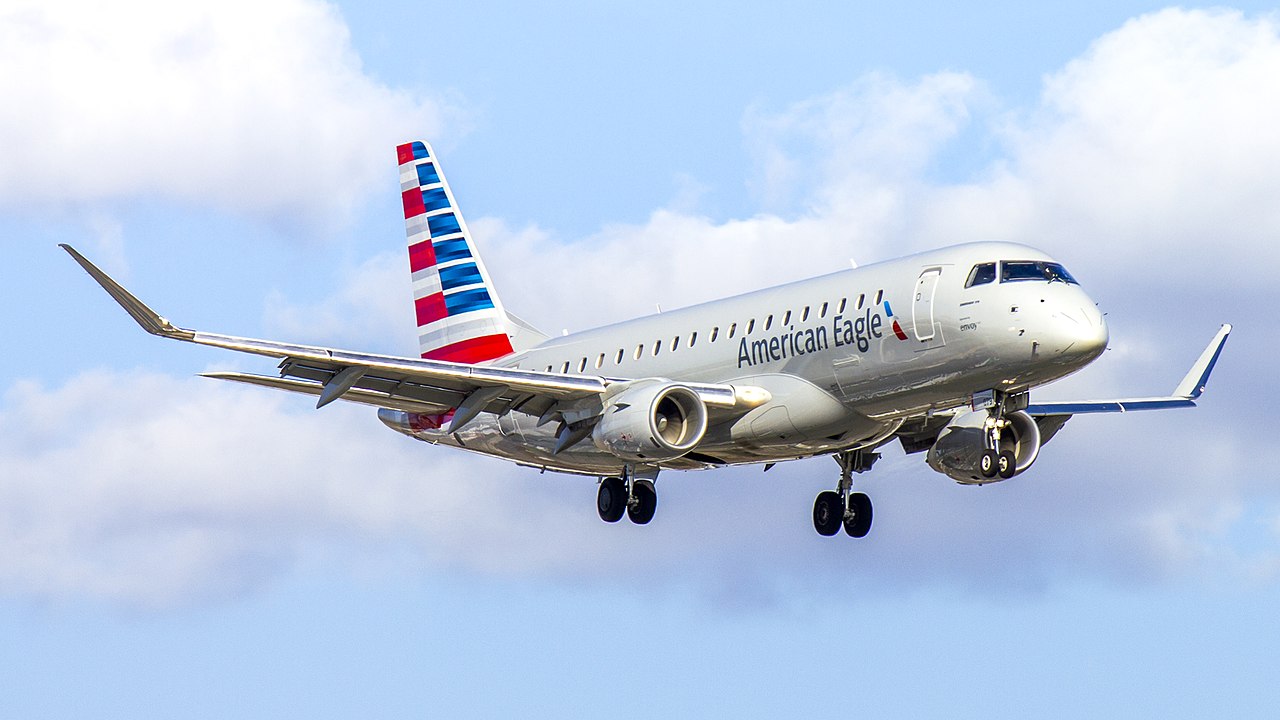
[1052,305,1108,361]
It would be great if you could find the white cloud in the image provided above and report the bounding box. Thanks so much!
[262,250,417,354]
[0,370,1267,609]
[0,0,452,228]
[742,71,981,217]
[921,9,1280,288]
[0,370,545,606]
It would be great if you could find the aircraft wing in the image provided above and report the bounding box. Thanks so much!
[1026,324,1231,416]
[62,245,759,429]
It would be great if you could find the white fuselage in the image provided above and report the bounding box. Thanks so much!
[381,241,1108,475]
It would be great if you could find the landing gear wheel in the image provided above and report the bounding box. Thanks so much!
[597,477,626,523]
[843,492,873,538]
[980,450,999,478]
[813,491,843,536]
[998,450,1016,479]
[627,480,657,525]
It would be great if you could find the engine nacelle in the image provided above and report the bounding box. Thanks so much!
[926,410,1042,484]
[592,380,708,462]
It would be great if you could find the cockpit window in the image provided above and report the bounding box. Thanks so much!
[965,262,997,288]
[1000,261,1078,284]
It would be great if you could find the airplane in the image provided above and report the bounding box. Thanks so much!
[62,139,1231,538]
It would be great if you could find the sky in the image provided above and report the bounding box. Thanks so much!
[3,1,1280,717]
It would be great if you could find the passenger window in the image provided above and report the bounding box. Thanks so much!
[562,361,570,373]
[802,306,810,322]
[820,301,828,318]
[690,331,698,347]
[728,323,737,339]
[857,294,865,310]
[711,327,719,342]
[838,298,847,314]
[616,349,624,364]
[874,290,883,305]
[653,339,662,355]
[765,314,773,331]
[635,344,644,359]
[579,357,587,373]
[672,335,681,351]
[546,365,553,372]
[596,353,605,369]
[747,319,755,334]
[782,310,792,325]
[966,262,997,288]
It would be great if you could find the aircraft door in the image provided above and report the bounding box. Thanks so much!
[912,267,942,342]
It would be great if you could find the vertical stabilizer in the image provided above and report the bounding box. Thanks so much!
[397,141,515,363]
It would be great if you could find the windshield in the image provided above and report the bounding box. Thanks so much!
[965,262,997,288]
[1000,261,1078,284]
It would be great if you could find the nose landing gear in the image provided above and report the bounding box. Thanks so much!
[978,405,1018,480]
[813,449,878,538]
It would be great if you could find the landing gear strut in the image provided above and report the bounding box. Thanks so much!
[979,392,1019,480]
[597,467,658,525]
[813,449,878,538]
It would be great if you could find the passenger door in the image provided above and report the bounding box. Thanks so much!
[912,267,943,342]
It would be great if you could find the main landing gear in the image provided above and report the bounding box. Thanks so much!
[597,468,657,525]
[813,449,878,538]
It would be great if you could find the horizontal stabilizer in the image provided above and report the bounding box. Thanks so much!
[505,311,551,351]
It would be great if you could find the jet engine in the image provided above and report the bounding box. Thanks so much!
[592,381,708,462]
[926,409,1042,484]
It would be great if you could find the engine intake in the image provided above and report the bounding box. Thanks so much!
[592,381,708,462]
[926,410,1042,484]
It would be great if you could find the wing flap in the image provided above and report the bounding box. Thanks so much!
[202,372,455,415]
[189,331,608,399]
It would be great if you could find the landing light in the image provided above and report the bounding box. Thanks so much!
[733,386,773,407]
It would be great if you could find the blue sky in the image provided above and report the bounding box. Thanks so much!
[3,1,1280,717]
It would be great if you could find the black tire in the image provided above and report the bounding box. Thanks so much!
[980,450,999,478]
[627,480,658,525]
[843,492,873,538]
[998,450,1016,479]
[812,491,842,536]
[597,477,626,523]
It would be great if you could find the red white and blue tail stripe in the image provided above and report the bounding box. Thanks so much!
[398,141,515,364]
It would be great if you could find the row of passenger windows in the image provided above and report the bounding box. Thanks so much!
[542,289,885,374]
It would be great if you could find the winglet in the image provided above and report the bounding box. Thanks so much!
[1173,324,1232,399]
[60,244,194,340]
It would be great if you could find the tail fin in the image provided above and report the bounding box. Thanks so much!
[397,141,516,363]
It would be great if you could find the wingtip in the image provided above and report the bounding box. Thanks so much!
[1173,324,1232,400]
[62,243,192,340]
